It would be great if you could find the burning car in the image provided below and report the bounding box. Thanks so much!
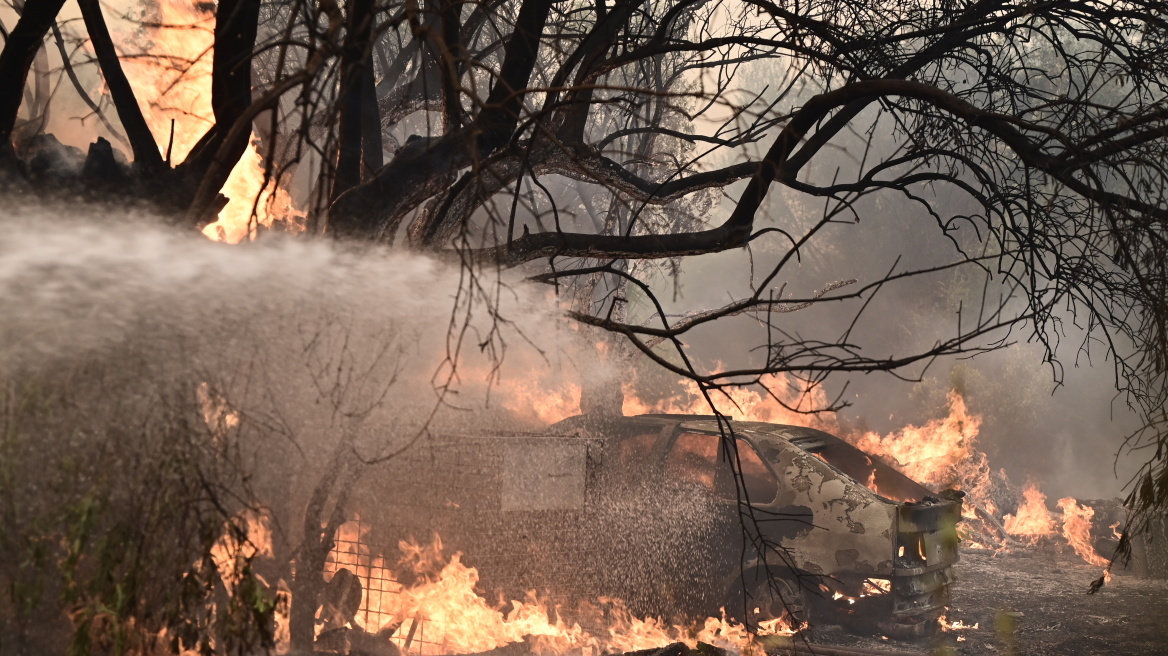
[334,414,962,644]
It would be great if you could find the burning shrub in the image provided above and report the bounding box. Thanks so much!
[0,352,279,655]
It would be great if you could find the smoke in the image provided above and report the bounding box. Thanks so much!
[633,100,1141,502]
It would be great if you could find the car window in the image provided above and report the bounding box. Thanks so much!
[665,432,778,502]
[616,431,659,469]
[665,432,720,492]
[736,439,778,503]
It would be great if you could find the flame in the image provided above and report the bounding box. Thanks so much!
[1003,484,1057,538]
[209,509,272,594]
[1057,498,1109,568]
[621,374,837,431]
[846,392,1117,565]
[830,592,854,605]
[862,579,890,595]
[939,615,979,631]
[470,365,835,430]
[119,1,293,242]
[847,391,998,513]
[499,378,582,426]
[197,381,240,441]
[324,526,798,655]
[849,392,980,492]
[864,464,878,495]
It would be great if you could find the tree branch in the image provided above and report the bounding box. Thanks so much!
[178,0,262,216]
[0,0,67,153]
[77,0,165,172]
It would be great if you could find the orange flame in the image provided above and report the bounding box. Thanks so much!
[119,1,293,241]
[324,526,798,655]
[1057,498,1109,568]
[209,509,272,594]
[474,366,835,431]
[939,615,979,631]
[498,379,582,426]
[849,391,984,495]
[1003,484,1056,538]
[621,374,837,431]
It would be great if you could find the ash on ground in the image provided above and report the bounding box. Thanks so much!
[810,548,1168,656]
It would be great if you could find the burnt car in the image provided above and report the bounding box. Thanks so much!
[342,414,962,638]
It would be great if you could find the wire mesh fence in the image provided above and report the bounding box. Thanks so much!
[324,518,451,655]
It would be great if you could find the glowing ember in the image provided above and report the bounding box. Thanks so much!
[119,0,293,242]
[862,579,890,595]
[939,616,979,631]
[1003,484,1057,538]
[324,525,799,655]
[1057,498,1109,568]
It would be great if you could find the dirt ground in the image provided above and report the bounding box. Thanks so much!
[809,547,1168,656]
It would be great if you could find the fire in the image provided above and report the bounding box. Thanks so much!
[209,509,272,593]
[1057,498,1109,568]
[939,616,979,631]
[197,381,240,441]
[323,525,798,655]
[500,379,582,426]
[849,391,985,499]
[441,354,582,427]
[473,364,834,430]
[844,392,1118,568]
[862,578,890,595]
[621,374,837,431]
[119,1,292,242]
[1003,484,1057,538]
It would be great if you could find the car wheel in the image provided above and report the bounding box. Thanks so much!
[733,573,812,634]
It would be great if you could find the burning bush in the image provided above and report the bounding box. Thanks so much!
[0,352,280,655]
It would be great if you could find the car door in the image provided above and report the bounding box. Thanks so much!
[658,428,781,615]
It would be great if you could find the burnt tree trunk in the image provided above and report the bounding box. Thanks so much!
[0,0,67,154]
[178,0,262,217]
[332,0,377,201]
[328,0,553,238]
[288,446,364,652]
[77,0,165,173]
[360,51,383,178]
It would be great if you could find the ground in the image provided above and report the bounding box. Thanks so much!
[810,548,1168,655]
